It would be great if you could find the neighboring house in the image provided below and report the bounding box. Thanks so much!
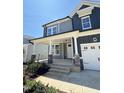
[30,0,100,71]
[23,35,48,62]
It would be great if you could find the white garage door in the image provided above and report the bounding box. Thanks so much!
[81,43,100,70]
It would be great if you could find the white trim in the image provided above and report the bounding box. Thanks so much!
[74,36,78,55]
[77,6,94,17]
[31,29,100,44]
[49,40,52,54]
[71,38,73,57]
[70,0,100,17]
[45,18,71,27]
[81,16,92,30]
[47,25,58,36]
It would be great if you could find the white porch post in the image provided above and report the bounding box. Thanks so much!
[48,40,53,64]
[74,36,78,55]
[49,40,52,54]
[73,36,80,67]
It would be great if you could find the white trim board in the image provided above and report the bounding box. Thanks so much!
[70,0,100,18]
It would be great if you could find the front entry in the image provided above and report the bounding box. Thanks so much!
[67,43,73,58]
[81,43,100,70]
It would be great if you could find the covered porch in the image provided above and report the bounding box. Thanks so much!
[31,31,82,72]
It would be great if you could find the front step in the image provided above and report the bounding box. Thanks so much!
[49,64,71,74]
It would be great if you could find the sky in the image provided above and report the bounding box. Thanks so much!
[23,0,81,38]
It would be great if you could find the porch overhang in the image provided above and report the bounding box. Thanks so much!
[30,30,79,44]
[30,29,100,44]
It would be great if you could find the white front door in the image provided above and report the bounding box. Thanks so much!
[81,43,100,70]
[67,43,73,58]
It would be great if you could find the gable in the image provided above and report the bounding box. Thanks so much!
[70,0,100,18]
[79,5,90,10]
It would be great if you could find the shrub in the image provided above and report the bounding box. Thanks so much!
[24,80,58,93]
[27,62,41,74]
[26,62,49,78]
[37,63,49,75]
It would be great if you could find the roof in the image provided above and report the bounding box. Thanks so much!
[23,35,34,44]
[42,16,71,27]
[42,0,99,27]
[69,0,100,17]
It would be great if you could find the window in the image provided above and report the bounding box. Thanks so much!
[47,29,51,36]
[47,25,57,36]
[53,27,57,34]
[51,44,60,55]
[81,16,91,30]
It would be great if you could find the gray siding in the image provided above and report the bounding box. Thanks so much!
[59,20,73,33]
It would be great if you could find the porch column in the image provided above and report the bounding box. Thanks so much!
[48,40,53,64]
[49,40,52,54]
[73,36,80,66]
[74,36,78,55]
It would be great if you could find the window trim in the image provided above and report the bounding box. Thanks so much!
[47,25,58,36]
[81,16,92,30]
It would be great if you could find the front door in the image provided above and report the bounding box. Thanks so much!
[67,43,72,58]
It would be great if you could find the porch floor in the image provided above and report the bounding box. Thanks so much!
[53,59,74,66]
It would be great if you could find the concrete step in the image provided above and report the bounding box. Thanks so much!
[50,64,71,71]
[49,68,70,74]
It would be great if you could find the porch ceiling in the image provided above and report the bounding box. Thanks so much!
[31,30,79,44]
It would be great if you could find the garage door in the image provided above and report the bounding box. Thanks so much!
[80,43,100,70]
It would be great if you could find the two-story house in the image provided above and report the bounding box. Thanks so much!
[30,0,100,71]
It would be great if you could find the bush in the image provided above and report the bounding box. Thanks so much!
[37,63,49,75]
[26,62,49,78]
[24,80,58,93]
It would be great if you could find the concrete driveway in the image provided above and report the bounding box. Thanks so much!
[44,70,100,90]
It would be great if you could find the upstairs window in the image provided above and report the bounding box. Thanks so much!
[47,29,51,36]
[81,16,91,30]
[47,25,58,36]
[53,26,57,34]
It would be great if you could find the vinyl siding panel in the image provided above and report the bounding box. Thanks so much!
[72,7,100,32]
[59,20,73,33]
[90,7,100,29]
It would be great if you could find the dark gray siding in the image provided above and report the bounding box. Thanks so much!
[90,7,100,30]
[72,13,82,31]
[77,34,100,57]
[72,7,100,32]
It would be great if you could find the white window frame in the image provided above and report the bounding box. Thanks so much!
[47,25,58,36]
[51,44,60,55]
[81,16,92,30]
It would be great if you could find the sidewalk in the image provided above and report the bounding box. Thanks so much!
[36,70,100,93]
